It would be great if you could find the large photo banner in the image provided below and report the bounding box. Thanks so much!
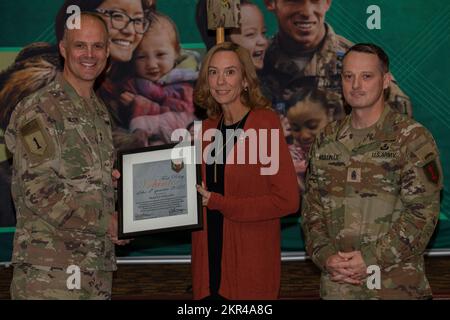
[0,0,449,262]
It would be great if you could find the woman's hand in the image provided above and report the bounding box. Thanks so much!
[196,182,211,206]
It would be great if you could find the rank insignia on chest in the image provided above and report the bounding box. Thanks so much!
[347,167,361,183]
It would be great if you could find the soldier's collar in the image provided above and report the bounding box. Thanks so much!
[373,104,398,141]
[337,104,396,142]
[56,72,96,103]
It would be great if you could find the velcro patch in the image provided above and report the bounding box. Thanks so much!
[347,167,361,183]
[411,143,436,167]
[424,160,440,185]
[409,138,442,188]
[19,116,54,164]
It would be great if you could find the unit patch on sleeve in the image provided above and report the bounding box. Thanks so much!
[19,116,54,164]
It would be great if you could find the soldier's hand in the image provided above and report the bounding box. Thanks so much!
[334,251,367,280]
[326,253,352,275]
[112,169,121,189]
[330,273,363,285]
[326,254,362,285]
[108,211,131,246]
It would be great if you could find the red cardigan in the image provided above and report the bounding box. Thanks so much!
[191,108,300,300]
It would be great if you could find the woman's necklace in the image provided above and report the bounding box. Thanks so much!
[214,113,247,183]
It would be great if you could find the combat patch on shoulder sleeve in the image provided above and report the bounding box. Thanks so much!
[424,160,440,185]
[19,116,55,164]
[411,143,441,186]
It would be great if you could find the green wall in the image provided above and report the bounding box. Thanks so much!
[0,1,448,258]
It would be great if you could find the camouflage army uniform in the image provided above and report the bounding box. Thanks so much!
[5,73,116,299]
[302,105,442,299]
[260,24,412,118]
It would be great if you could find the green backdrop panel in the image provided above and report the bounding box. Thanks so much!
[0,0,448,261]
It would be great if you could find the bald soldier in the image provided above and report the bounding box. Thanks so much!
[5,12,126,300]
[302,43,442,299]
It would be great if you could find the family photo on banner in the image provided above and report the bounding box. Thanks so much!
[0,0,448,260]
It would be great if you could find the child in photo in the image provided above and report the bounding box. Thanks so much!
[286,88,340,190]
[228,0,268,70]
[120,12,199,145]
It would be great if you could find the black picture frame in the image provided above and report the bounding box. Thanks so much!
[117,143,202,239]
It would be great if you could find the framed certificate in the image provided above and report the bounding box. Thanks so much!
[117,143,202,239]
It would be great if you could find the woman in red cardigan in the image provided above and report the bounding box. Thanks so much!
[193,42,299,300]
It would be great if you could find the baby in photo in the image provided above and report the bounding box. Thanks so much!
[121,12,199,145]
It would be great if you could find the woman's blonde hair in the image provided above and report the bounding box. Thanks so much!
[194,42,270,119]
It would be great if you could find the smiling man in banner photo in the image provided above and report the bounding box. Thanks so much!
[260,0,413,191]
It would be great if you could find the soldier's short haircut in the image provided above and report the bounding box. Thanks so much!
[61,12,109,42]
[343,43,390,73]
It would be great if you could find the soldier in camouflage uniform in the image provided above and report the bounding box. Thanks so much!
[5,13,122,299]
[261,0,412,116]
[302,43,442,299]
[260,0,412,190]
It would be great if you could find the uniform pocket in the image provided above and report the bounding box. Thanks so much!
[59,118,97,181]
